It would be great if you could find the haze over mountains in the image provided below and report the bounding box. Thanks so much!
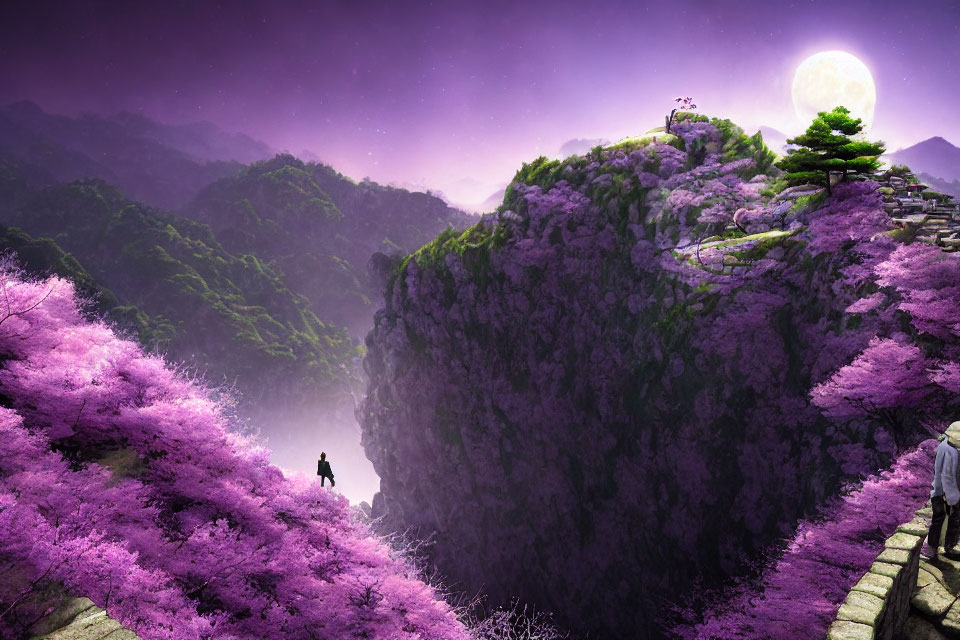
[886,136,960,199]
[0,100,273,209]
[0,102,470,503]
[887,136,960,182]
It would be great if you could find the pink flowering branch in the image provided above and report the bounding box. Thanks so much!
[666,96,698,133]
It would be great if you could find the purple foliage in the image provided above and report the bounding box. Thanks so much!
[674,441,935,640]
[672,120,714,150]
[811,228,960,446]
[0,267,470,639]
[359,120,939,638]
[810,336,935,444]
[804,182,892,256]
[680,182,960,638]
[875,243,960,341]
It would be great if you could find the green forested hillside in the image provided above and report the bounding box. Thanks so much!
[185,154,471,331]
[0,176,358,403]
[0,151,469,411]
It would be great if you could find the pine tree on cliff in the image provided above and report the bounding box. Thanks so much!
[776,106,885,195]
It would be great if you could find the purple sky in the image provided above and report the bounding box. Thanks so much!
[2,0,958,205]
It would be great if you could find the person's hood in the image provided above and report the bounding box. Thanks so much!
[946,421,960,447]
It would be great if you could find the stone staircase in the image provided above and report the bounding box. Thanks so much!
[889,209,960,252]
[918,210,960,252]
[904,502,960,638]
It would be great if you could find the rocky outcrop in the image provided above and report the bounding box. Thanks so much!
[30,597,138,640]
[359,117,921,638]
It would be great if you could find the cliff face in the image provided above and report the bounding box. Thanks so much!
[359,117,917,638]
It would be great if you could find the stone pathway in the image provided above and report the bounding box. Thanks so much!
[914,210,960,252]
[904,504,960,638]
[675,228,796,260]
[878,176,960,252]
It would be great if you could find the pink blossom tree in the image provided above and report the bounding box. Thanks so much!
[671,441,936,640]
[810,336,937,447]
[665,96,697,134]
[0,264,474,640]
[875,243,960,341]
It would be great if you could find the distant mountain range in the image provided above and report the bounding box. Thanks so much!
[0,159,358,405]
[0,105,468,480]
[917,172,960,199]
[0,101,273,208]
[887,136,960,183]
[0,150,469,396]
[185,154,472,332]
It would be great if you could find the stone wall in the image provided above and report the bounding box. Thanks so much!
[825,506,929,640]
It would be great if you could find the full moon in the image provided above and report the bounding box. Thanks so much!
[791,51,876,131]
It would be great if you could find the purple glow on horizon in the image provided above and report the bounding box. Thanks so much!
[1,0,957,206]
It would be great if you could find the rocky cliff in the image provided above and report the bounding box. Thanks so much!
[359,116,925,638]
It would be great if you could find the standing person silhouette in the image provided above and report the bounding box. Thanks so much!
[317,452,335,488]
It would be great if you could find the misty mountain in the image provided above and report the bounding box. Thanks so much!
[432,182,510,214]
[478,185,508,212]
[184,154,472,334]
[0,149,471,391]
[107,110,272,164]
[917,171,960,199]
[0,164,357,405]
[887,135,960,182]
[0,101,273,209]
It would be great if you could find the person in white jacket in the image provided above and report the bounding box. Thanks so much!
[925,422,960,561]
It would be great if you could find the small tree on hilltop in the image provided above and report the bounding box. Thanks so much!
[665,96,696,134]
[776,106,885,195]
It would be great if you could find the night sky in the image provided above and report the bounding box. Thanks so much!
[1,0,958,206]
